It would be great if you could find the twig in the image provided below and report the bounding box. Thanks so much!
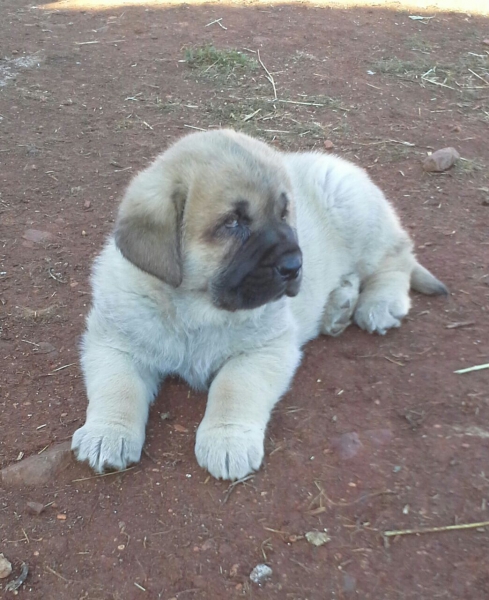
[222,474,254,504]
[51,363,76,372]
[183,124,206,131]
[445,321,475,329]
[353,139,416,147]
[384,356,405,366]
[205,18,227,30]
[278,99,327,107]
[75,40,125,45]
[422,78,456,90]
[257,50,277,100]
[48,268,67,284]
[384,520,489,538]
[454,363,489,374]
[242,108,261,122]
[72,466,135,482]
[45,565,70,582]
[6,563,29,591]
[468,68,489,86]
[260,129,292,134]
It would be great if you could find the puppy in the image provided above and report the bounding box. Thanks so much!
[72,129,446,480]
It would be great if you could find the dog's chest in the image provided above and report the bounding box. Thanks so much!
[129,297,287,391]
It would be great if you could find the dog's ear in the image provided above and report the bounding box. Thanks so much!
[114,160,186,287]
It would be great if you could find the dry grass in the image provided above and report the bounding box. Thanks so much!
[16,304,64,324]
[454,157,486,177]
[372,52,489,92]
[184,44,258,82]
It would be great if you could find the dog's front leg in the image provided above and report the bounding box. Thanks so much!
[195,331,301,480]
[72,339,159,473]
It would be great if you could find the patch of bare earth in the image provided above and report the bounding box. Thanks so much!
[1,1,489,598]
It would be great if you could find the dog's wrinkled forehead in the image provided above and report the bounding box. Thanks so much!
[184,136,292,231]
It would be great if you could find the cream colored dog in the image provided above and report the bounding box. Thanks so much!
[72,129,446,480]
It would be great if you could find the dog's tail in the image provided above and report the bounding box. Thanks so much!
[411,262,448,296]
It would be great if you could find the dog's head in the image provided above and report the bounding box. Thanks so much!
[115,129,302,311]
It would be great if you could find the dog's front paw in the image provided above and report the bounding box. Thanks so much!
[195,421,265,480]
[354,297,409,335]
[72,422,144,473]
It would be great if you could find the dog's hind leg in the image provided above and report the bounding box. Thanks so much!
[321,273,360,336]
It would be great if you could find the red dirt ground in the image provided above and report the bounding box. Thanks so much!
[1,1,489,598]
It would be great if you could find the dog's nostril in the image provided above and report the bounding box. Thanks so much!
[276,254,302,281]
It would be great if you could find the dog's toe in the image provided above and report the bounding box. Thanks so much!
[195,422,265,480]
[354,298,407,335]
[72,422,144,473]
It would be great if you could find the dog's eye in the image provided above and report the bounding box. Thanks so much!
[281,207,289,221]
[224,216,240,229]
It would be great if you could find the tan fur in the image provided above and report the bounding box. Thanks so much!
[72,129,446,480]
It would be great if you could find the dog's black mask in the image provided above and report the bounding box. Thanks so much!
[211,223,302,311]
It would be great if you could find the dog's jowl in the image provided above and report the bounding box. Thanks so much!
[72,129,447,480]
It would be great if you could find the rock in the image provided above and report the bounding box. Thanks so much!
[22,229,54,244]
[332,432,363,459]
[33,342,57,355]
[483,39,489,46]
[1,442,73,487]
[250,564,272,584]
[0,553,12,578]
[26,501,45,515]
[422,147,460,172]
[305,531,331,546]
[324,140,334,150]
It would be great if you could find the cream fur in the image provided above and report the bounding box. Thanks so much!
[72,130,446,479]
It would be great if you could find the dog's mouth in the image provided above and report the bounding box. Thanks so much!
[211,277,301,311]
[211,228,302,311]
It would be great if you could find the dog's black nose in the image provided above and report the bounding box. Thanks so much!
[276,253,302,281]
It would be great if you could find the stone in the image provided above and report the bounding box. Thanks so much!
[422,147,460,172]
[26,501,45,515]
[33,342,57,355]
[0,554,12,578]
[250,564,272,584]
[1,442,73,487]
[305,531,331,546]
[483,39,489,46]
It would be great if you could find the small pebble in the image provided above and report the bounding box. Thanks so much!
[305,531,331,547]
[26,501,45,515]
[250,564,272,584]
[0,553,12,579]
[483,39,489,46]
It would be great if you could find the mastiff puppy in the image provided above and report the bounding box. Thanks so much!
[72,129,447,480]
